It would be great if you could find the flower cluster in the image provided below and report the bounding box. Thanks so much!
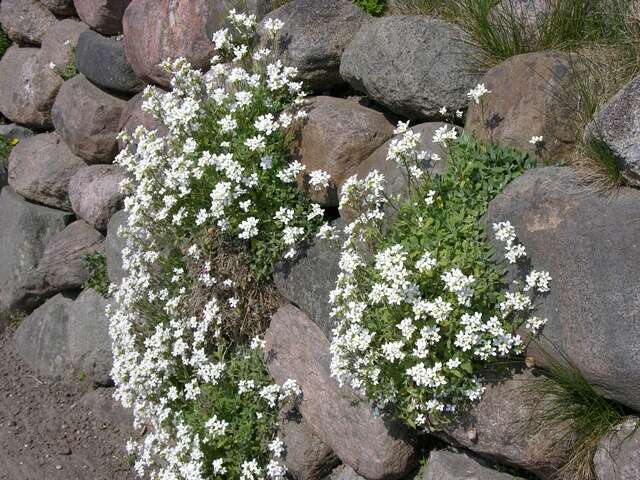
[328,124,548,428]
[110,12,319,479]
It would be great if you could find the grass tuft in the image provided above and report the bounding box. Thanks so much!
[83,252,110,297]
[353,0,387,16]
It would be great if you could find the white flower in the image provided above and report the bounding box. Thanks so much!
[467,83,491,104]
[264,18,284,35]
[245,135,266,151]
[317,223,337,240]
[455,110,463,118]
[529,135,544,145]
[439,106,447,115]
[238,217,259,239]
[308,169,331,190]
[250,336,266,350]
[415,251,436,273]
[432,125,458,144]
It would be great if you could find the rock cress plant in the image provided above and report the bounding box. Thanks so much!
[326,107,551,430]
[109,12,322,480]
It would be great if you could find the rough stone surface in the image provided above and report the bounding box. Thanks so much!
[0,46,63,129]
[258,0,370,91]
[0,0,57,45]
[340,16,483,120]
[328,465,366,480]
[67,288,114,386]
[292,96,394,206]
[41,0,77,16]
[52,74,126,164]
[8,133,87,210]
[588,74,640,186]
[265,304,418,480]
[0,124,34,142]
[123,0,273,88]
[493,0,550,29]
[274,218,343,340]
[18,220,105,305]
[40,18,89,74]
[594,417,640,480]
[69,164,126,231]
[438,369,572,478]
[13,294,74,381]
[117,89,167,150]
[486,167,640,412]
[105,209,127,285]
[76,30,143,94]
[0,187,73,316]
[73,0,132,35]
[279,406,340,480]
[466,51,578,162]
[418,449,520,480]
[341,122,451,220]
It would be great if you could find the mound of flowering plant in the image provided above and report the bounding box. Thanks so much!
[327,117,551,430]
[109,12,323,479]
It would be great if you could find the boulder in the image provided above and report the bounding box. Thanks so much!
[76,30,143,94]
[437,369,572,478]
[328,465,366,480]
[18,220,105,304]
[258,0,370,91]
[73,0,131,35]
[80,387,133,428]
[0,125,34,142]
[292,96,394,206]
[40,18,89,74]
[8,133,87,210]
[52,74,126,164]
[279,406,340,480]
[67,288,113,386]
[123,0,271,87]
[0,187,73,316]
[340,16,483,120]
[341,122,451,220]
[0,0,57,45]
[492,0,550,30]
[418,449,521,480]
[69,164,126,231]
[41,0,77,16]
[105,209,127,285]
[486,167,640,411]
[13,294,73,381]
[0,46,63,129]
[594,417,640,480]
[117,90,167,150]
[466,51,578,162]
[588,74,640,186]
[273,218,343,340]
[265,304,418,480]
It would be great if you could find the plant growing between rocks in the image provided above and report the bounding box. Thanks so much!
[110,12,324,479]
[327,87,553,430]
[83,251,110,297]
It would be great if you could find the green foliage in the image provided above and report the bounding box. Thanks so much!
[531,353,625,480]
[83,252,110,297]
[353,0,387,16]
[0,27,10,59]
[0,136,17,172]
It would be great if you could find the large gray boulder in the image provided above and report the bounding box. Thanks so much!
[0,46,63,129]
[123,0,273,88]
[18,220,105,306]
[466,51,578,162]
[258,0,371,91]
[52,74,126,164]
[0,187,73,317]
[8,133,87,211]
[418,449,521,480]
[588,74,640,186]
[67,288,114,386]
[486,167,640,411]
[340,16,483,120]
[0,0,57,45]
[73,0,131,35]
[328,465,366,480]
[279,406,340,480]
[105,209,127,285]
[594,417,640,480]
[69,164,127,231]
[40,18,89,75]
[291,96,394,206]
[265,304,418,480]
[437,369,572,478]
[14,294,74,381]
[76,30,143,94]
[273,218,343,340]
